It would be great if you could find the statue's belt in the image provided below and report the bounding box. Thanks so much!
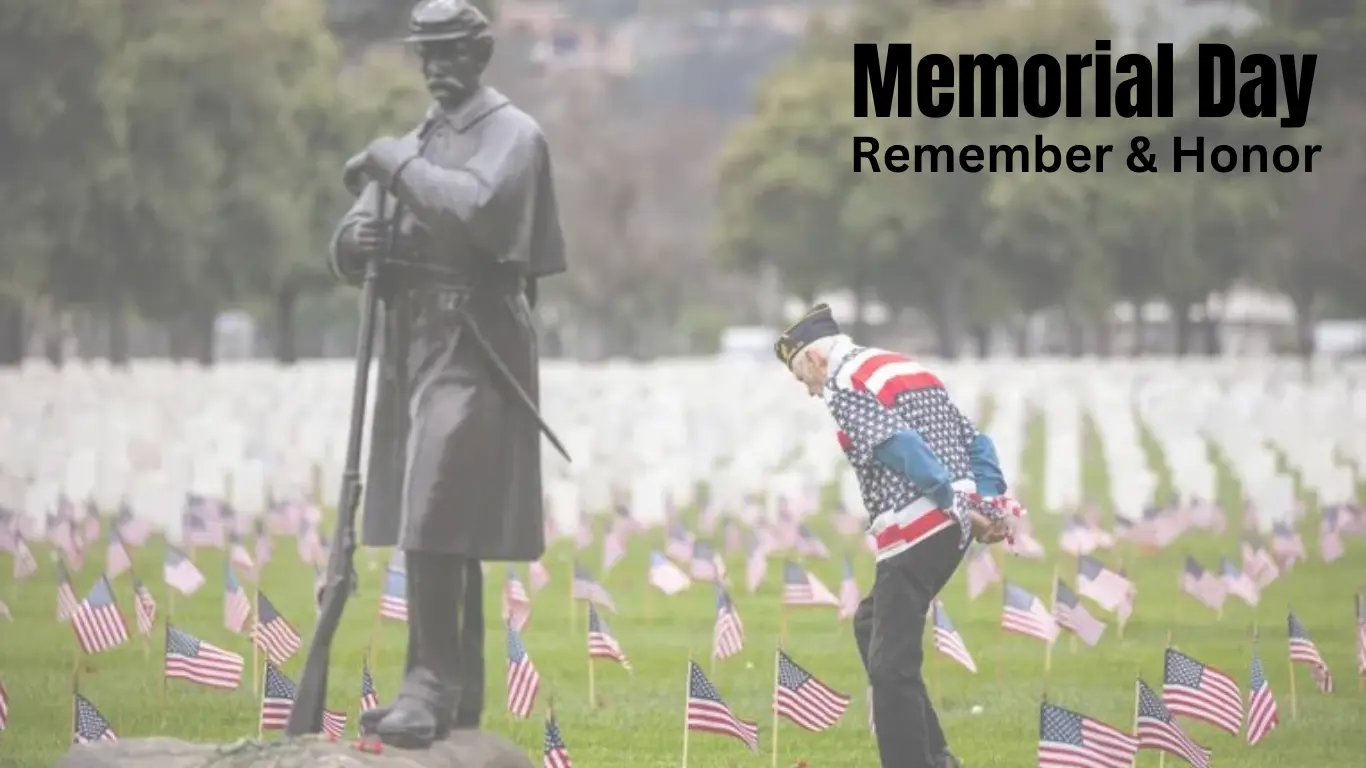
[379,259,524,296]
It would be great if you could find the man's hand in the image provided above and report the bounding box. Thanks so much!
[969,510,1011,544]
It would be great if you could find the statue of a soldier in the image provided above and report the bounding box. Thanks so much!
[330,0,566,750]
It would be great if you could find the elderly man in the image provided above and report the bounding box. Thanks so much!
[774,304,1019,768]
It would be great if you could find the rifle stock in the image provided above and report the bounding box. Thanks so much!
[285,196,393,737]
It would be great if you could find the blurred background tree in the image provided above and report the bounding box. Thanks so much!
[1,0,1364,366]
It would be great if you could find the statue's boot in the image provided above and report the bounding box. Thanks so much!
[376,552,461,749]
[364,557,485,734]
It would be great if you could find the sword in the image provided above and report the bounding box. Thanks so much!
[456,307,573,464]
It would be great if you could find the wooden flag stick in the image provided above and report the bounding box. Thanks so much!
[257,659,265,740]
[567,563,576,634]
[587,603,597,709]
[681,652,692,768]
[71,668,80,743]
[1288,638,1299,720]
[770,646,781,768]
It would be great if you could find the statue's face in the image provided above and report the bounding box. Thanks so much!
[418,38,482,108]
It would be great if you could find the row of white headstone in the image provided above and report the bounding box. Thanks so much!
[0,357,1361,541]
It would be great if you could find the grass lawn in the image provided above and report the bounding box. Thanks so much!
[3,425,1364,767]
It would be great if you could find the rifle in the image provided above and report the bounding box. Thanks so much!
[285,190,395,736]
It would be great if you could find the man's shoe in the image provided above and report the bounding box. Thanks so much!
[452,710,481,730]
[941,752,964,768]
[375,699,449,749]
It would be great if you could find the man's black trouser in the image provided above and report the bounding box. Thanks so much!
[854,527,967,768]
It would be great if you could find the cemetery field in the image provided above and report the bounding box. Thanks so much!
[5,517,1365,766]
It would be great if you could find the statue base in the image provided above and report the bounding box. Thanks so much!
[53,732,535,768]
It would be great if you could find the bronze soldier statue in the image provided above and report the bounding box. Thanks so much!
[330,0,566,749]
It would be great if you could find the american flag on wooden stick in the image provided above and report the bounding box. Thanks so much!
[1162,648,1244,735]
[571,562,616,613]
[506,624,541,718]
[252,591,301,664]
[1245,651,1279,746]
[56,560,78,622]
[360,662,380,712]
[665,524,694,563]
[1179,557,1225,611]
[164,625,243,691]
[1053,579,1105,647]
[72,576,129,655]
[965,546,1000,601]
[1287,611,1334,692]
[322,709,347,740]
[837,555,860,620]
[73,693,117,743]
[543,711,572,768]
[1135,678,1210,768]
[773,650,850,732]
[0,679,8,734]
[503,566,531,631]
[259,663,296,731]
[163,546,205,596]
[712,584,744,660]
[378,561,408,622]
[587,604,632,672]
[685,660,758,751]
[12,535,37,581]
[529,560,550,593]
[649,551,691,596]
[931,601,976,673]
[1075,555,1130,613]
[223,567,251,634]
[104,529,132,579]
[1036,701,1137,768]
[744,531,767,593]
[131,576,156,637]
[689,541,725,582]
[781,561,839,607]
[1220,558,1260,607]
[1356,592,1366,678]
[1001,582,1058,643]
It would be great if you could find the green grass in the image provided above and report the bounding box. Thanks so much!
[4,439,1366,767]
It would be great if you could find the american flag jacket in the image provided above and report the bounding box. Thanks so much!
[823,340,978,562]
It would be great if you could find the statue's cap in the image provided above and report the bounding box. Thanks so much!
[405,0,490,43]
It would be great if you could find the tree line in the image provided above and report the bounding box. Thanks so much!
[715,0,1366,357]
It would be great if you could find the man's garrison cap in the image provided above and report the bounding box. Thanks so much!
[405,0,491,44]
[774,303,841,367]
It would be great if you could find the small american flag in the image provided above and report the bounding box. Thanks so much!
[164,625,244,691]
[1271,522,1305,565]
[131,577,157,636]
[665,524,694,563]
[571,562,616,613]
[1356,592,1365,678]
[506,624,540,718]
[931,601,976,673]
[529,560,550,593]
[587,604,632,672]
[1001,582,1058,643]
[773,650,850,731]
[56,560,79,622]
[1162,648,1243,735]
[322,709,347,740]
[966,546,1000,601]
[252,591,301,665]
[0,679,8,733]
[1053,579,1105,647]
[182,506,222,551]
[73,694,118,743]
[648,551,692,595]
[744,531,767,593]
[223,567,252,634]
[259,663,297,731]
[113,504,153,547]
[1246,651,1279,746]
[601,526,627,573]
[1075,555,1131,613]
[1319,508,1344,562]
[72,576,129,655]
[837,555,860,620]
[12,535,37,580]
[712,584,744,660]
[228,533,256,580]
[163,546,205,596]
[252,519,272,577]
[378,563,408,622]
[1241,537,1279,587]
[572,520,593,550]
[781,561,840,607]
[503,566,531,631]
[1058,518,1097,556]
[543,712,572,768]
[1287,611,1334,693]
[104,529,132,579]
[1036,701,1137,768]
[1135,678,1210,768]
[686,660,758,751]
[795,524,830,559]
[1220,558,1260,606]
[689,541,724,582]
[1179,557,1225,611]
[360,662,380,712]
